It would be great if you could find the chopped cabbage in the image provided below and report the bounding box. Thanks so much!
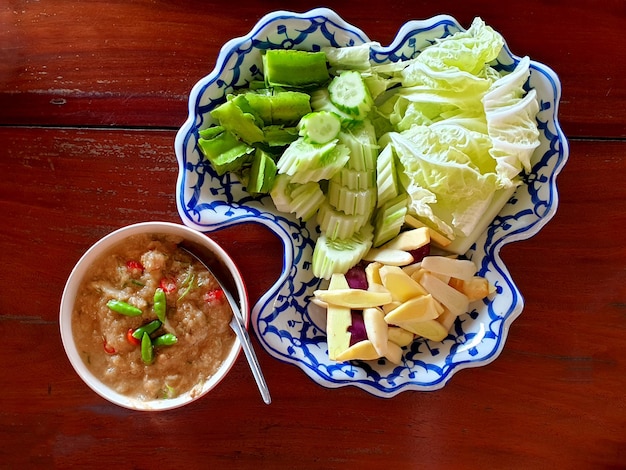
[374,19,540,240]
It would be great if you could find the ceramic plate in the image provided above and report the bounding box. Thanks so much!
[174,8,568,397]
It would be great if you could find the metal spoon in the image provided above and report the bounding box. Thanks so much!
[181,243,271,405]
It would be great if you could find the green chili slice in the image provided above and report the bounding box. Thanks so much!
[153,287,166,322]
[106,299,142,317]
[141,332,154,365]
[153,333,178,347]
[131,319,162,340]
[177,273,196,302]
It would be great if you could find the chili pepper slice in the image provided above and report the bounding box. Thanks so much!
[106,299,142,317]
[126,260,144,273]
[153,287,167,322]
[159,277,177,294]
[153,333,178,348]
[141,332,154,365]
[131,319,162,340]
[103,339,116,354]
[204,288,225,304]
[126,328,141,346]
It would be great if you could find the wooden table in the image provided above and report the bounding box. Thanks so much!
[2,1,625,468]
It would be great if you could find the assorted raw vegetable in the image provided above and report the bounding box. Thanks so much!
[196,18,540,361]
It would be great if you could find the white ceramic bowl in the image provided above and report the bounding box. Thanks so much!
[60,221,248,411]
[174,9,569,396]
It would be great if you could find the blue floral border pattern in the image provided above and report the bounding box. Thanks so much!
[174,9,569,397]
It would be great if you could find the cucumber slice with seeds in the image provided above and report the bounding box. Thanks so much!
[328,70,373,120]
[298,111,342,144]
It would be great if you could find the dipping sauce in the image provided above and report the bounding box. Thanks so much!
[72,233,235,401]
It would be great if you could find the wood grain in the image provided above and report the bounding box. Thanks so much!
[1,1,625,468]
[1,1,626,137]
[1,127,625,468]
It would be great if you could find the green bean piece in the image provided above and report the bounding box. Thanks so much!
[141,332,154,365]
[153,287,167,322]
[153,333,178,348]
[106,299,142,317]
[131,319,162,340]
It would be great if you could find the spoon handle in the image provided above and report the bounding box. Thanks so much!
[224,289,272,405]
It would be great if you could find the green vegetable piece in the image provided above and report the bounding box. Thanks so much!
[198,125,226,140]
[372,194,409,247]
[246,149,277,195]
[312,223,374,280]
[276,137,350,184]
[153,333,178,348]
[132,319,162,340]
[244,91,312,126]
[153,287,167,322]
[141,332,154,365]
[198,129,254,176]
[298,111,342,144]
[263,125,298,147]
[267,91,313,125]
[328,70,373,120]
[210,99,265,144]
[106,299,142,317]
[263,49,329,88]
[177,273,196,302]
[161,384,176,399]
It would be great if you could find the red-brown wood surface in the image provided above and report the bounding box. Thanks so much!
[1,1,625,468]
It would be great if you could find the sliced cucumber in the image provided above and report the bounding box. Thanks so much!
[328,70,373,120]
[312,223,374,280]
[276,138,349,184]
[316,200,370,240]
[331,167,376,191]
[288,181,326,221]
[339,119,378,171]
[372,194,409,247]
[269,173,293,213]
[298,111,342,144]
[376,143,399,207]
[327,180,377,216]
[309,88,356,124]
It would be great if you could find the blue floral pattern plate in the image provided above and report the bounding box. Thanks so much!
[174,8,568,397]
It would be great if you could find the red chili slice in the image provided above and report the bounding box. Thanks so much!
[204,288,225,304]
[103,339,116,354]
[159,277,177,294]
[126,260,144,273]
[126,328,141,346]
